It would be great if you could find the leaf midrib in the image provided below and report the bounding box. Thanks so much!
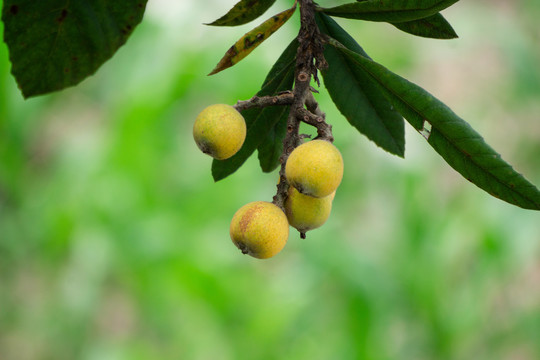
[326,47,403,154]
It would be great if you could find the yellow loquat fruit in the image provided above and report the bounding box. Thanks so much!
[193,104,246,160]
[230,201,289,259]
[285,186,334,235]
[285,139,344,198]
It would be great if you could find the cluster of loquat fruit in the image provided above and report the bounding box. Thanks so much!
[193,104,344,259]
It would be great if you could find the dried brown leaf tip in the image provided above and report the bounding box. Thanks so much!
[209,4,297,75]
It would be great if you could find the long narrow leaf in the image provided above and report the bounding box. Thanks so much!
[209,4,297,75]
[212,39,297,181]
[392,13,458,39]
[327,39,540,210]
[316,13,405,157]
[320,0,459,23]
[350,0,458,38]
[207,0,277,26]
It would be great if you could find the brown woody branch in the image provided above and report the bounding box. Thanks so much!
[301,92,333,141]
[233,91,294,112]
[272,0,332,212]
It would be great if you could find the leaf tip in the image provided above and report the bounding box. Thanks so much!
[443,31,459,40]
[385,143,405,158]
[203,20,221,26]
[207,66,223,76]
[211,168,223,182]
[20,87,42,99]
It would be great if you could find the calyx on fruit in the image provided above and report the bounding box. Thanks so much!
[230,201,289,259]
[193,104,246,160]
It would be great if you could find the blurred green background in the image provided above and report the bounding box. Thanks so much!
[1,1,540,359]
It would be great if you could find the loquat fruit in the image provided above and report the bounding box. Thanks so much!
[285,139,344,198]
[230,201,289,259]
[193,104,246,160]
[285,186,334,235]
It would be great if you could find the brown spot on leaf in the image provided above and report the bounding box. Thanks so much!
[57,9,68,23]
[121,24,133,35]
[9,5,19,15]
[208,45,237,75]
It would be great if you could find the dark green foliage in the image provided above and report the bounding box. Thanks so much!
[257,113,288,172]
[328,39,540,210]
[206,0,277,26]
[392,13,458,39]
[320,0,459,23]
[2,0,147,98]
[316,13,405,157]
[211,40,297,181]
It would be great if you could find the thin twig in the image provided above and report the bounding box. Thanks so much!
[233,92,294,112]
[305,92,333,141]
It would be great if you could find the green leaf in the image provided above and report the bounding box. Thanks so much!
[207,0,277,26]
[316,13,405,157]
[257,112,288,172]
[328,40,540,210]
[211,39,297,181]
[209,4,297,75]
[320,0,459,23]
[392,13,458,39]
[2,0,147,98]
